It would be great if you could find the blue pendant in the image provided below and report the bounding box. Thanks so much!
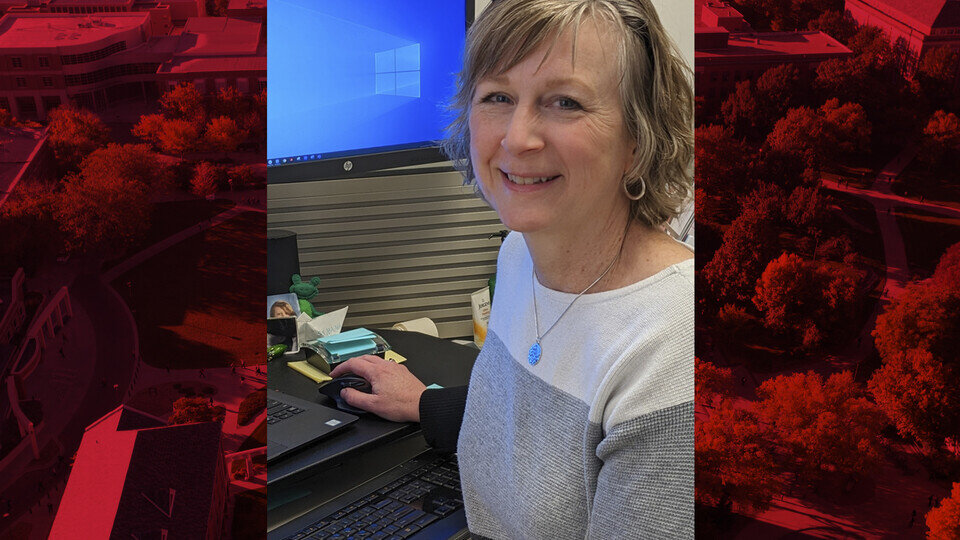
[528,341,542,365]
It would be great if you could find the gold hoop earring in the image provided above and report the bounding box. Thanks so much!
[624,178,645,201]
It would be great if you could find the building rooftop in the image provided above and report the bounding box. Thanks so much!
[847,0,960,32]
[46,0,134,6]
[0,12,148,48]
[696,30,852,60]
[50,406,222,539]
[227,0,264,11]
[177,16,260,55]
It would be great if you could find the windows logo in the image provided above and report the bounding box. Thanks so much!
[375,44,421,98]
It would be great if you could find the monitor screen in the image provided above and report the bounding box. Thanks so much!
[267,0,470,177]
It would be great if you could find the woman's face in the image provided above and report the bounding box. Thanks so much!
[469,19,635,236]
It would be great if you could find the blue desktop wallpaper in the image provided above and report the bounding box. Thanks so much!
[268,0,466,163]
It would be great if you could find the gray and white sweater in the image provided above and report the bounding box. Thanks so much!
[444,232,694,539]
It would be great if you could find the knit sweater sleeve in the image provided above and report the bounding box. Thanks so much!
[418,385,469,453]
[586,401,694,538]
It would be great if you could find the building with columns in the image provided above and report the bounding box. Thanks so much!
[0,9,264,120]
[845,0,960,79]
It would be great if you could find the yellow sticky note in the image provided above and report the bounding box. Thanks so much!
[385,350,407,364]
[288,360,332,383]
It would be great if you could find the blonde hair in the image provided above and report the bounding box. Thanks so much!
[442,0,693,226]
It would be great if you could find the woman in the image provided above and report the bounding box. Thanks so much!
[330,0,693,536]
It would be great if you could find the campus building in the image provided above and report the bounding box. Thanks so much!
[695,0,853,102]
[0,9,264,120]
[845,0,960,79]
[50,406,228,539]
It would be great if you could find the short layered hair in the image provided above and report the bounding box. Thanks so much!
[442,0,694,227]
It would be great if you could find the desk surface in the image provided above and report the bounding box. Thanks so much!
[267,329,479,486]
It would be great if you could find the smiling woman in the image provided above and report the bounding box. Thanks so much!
[328,0,695,538]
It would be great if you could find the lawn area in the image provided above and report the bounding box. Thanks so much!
[892,161,960,209]
[114,211,265,369]
[103,198,235,270]
[894,208,960,278]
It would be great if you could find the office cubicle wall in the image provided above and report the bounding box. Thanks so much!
[267,170,504,339]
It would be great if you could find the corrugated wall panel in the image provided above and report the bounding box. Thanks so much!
[268,170,504,339]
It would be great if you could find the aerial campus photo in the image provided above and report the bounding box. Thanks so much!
[0,0,266,538]
[694,0,960,538]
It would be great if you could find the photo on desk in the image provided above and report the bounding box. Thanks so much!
[265,1,695,539]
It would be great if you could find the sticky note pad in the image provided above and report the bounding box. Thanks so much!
[385,350,407,364]
[288,360,332,383]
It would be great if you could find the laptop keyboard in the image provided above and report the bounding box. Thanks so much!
[267,397,307,425]
[284,454,464,540]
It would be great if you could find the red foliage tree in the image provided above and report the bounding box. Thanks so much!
[79,143,170,191]
[926,482,960,540]
[756,371,884,480]
[47,104,110,171]
[160,83,205,123]
[55,171,151,255]
[695,358,734,409]
[158,118,201,158]
[191,161,221,198]
[806,10,858,44]
[753,253,861,350]
[702,185,782,304]
[868,347,960,450]
[0,181,60,273]
[169,397,225,425]
[919,110,960,171]
[204,115,247,154]
[932,241,960,289]
[696,402,779,512]
[132,113,165,148]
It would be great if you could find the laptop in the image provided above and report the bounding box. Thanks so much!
[267,389,359,463]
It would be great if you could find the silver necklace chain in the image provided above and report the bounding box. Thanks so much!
[528,220,630,366]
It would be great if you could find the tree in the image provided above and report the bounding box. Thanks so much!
[806,10,858,44]
[191,161,221,198]
[56,169,151,255]
[702,184,782,304]
[160,84,205,123]
[695,125,754,209]
[695,358,734,408]
[932,241,960,289]
[721,64,804,139]
[204,115,247,154]
[919,110,960,171]
[132,113,165,148]
[766,100,871,168]
[869,280,960,449]
[784,184,824,229]
[47,104,109,171]
[926,482,960,540]
[872,281,960,362]
[0,181,61,273]
[696,402,779,512]
[78,143,170,191]
[753,253,860,350]
[212,85,248,119]
[756,371,884,480]
[169,397,225,425]
[158,118,201,158]
[868,348,960,450]
[916,46,960,107]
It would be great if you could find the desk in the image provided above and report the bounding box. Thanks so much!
[267,329,478,534]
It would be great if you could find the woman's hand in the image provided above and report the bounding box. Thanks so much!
[328,355,427,422]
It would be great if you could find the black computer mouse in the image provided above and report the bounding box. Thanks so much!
[319,375,372,415]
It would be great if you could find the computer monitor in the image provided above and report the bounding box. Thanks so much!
[268,0,473,182]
